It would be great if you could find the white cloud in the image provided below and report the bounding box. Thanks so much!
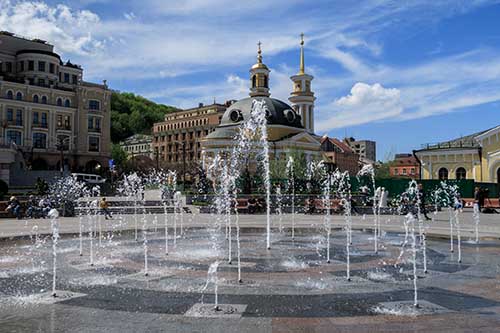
[316,83,403,131]
[0,0,102,55]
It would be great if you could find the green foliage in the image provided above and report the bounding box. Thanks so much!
[35,178,49,196]
[375,160,394,178]
[111,144,128,169]
[110,92,178,143]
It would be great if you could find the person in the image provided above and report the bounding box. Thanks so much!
[474,187,482,212]
[99,197,112,220]
[25,195,39,218]
[417,184,431,220]
[454,192,464,212]
[6,196,22,219]
[247,197,257,214]
[39,196,51,218]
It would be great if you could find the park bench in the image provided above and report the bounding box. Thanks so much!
[305,198,343,214]
[463,198,499,209]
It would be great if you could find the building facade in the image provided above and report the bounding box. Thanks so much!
[389,153,420,178]
[414,125,500,183]
[152,102,228,177]
[344,137,376,163]
[0,31,111,182]
[320,136,359,176]
[120,134,153,159]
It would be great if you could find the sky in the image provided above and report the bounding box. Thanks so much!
[1,0,500,160]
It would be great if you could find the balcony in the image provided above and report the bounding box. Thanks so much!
[88,128,101,133]
[56,125,72,131]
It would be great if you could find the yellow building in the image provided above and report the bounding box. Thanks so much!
[414,125,500,183]
[201,36,323,167]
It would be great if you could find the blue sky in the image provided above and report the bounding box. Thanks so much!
[1,0,500,160]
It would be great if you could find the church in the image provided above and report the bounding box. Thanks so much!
[200,35,323,169]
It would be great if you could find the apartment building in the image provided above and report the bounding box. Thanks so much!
[0,31,111,183]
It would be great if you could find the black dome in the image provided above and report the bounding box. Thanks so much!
[220,97,303,128]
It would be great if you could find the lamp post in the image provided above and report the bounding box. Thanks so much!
[54,135,71,175]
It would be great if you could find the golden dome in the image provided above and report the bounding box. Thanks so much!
[251,41,269,71]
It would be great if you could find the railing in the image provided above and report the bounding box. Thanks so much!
[88,128,101,133]
[421,140,478,150]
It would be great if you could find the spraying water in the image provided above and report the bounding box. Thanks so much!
[322,174,332,263]
[286,156,295,240]
[48,208,59,297]
[357,164,378,253]
[473,202,480,244]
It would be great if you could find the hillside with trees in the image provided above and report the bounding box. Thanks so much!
[110,92,179,143]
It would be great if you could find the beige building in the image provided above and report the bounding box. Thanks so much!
[152,102,228,177]
[414,125,500,183]
[0,31,111,182]
[120,134,153,159]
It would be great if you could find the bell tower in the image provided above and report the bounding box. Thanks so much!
[249,41,271,97]
[289,33,315,133]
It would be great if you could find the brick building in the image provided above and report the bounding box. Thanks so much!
[320,136,360,176]
[152,102,229,179]
[389,153,420,178]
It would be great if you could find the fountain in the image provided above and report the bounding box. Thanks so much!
[357,164,379,253]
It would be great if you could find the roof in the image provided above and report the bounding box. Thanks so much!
[218,97,303,128]
[416,126,497,151]
[320,136,354,153]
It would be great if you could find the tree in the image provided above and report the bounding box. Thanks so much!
[110,92,179,143]
[111,144,128,170]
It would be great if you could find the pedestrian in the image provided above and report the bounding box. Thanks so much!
[6,196,22,219]
[417,184,431,220]
[99,197,112,220]
[474,187,482,212]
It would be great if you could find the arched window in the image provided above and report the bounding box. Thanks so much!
[438,167,448,180]
[33,94,39,103]
[64,99,70,107]
[41,96,47,104]
[57,98,63,106]
[264,76,268,88]
[455,167,466,180]
[6,90,13,99]
[16,92,23,101]
[252,75,256,88]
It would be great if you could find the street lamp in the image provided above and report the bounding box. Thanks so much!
[55,136,71,175]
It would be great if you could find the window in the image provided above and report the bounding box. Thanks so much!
[438,168,449,180]
[33,95,39,103]
[64,73,70,83]
[49,63,55,74]
[402,168,407,175]
[64,116,70,129]
[95,118,101,130]
[5,62,12,73]
[16,92,22,101]
[33,112,39,124]
[57,115,63,128]
[72,75,77,84]
[455,167,467,180]
[394,168,399,175]
[33,133,47,149]
[6,130,22,145]
[38,61,46,72]
[41,113,47,127]
[89,136,100,152]
[19,61,24,72]
[41,96,47,104]
[28,61,34,71]
[57,98,62,106]
[15,110,22,126]
[6,90,13,99]
[89,100,100,110]
[6,108,13,122]
[64,99,70,108]
[88,117,93,129]
[410,168,416,175]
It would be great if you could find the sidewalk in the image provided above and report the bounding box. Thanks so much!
[0,210,498,240]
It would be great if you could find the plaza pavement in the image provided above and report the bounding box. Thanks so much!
[0,208,498,240]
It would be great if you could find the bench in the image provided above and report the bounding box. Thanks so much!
[463,198,500,209]
[305,198,343,214]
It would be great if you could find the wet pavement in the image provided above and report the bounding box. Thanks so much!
[1,217,500,332]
